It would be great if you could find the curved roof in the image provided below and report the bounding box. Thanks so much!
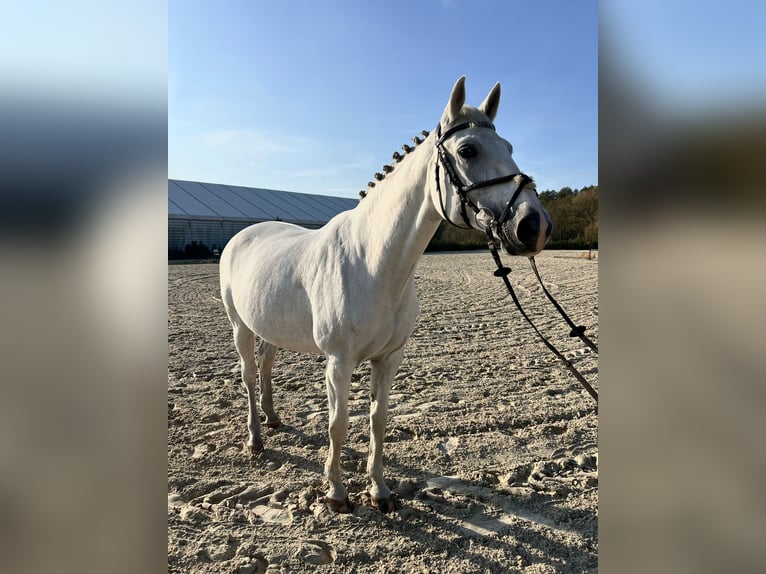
[169,179,358,226]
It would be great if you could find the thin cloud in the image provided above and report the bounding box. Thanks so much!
[291,159,375,180]
[195,127,375,197]
[202,128,307,156]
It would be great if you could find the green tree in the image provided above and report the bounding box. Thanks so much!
[537,185,598,249]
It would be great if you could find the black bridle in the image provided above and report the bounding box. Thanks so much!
[434,120,531,231]
[433,121,599,405]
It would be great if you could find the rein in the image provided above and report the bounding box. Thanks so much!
[529,257,598,353]
[434,122,598,404]
[486,234,599,404]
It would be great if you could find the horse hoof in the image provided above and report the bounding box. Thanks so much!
[325,496,353,513]
[244,442,264,457]
[371,495,398,513]
[265,419,283,429]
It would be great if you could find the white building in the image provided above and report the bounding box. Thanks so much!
[168,179,358,257]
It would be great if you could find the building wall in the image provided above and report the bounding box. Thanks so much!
[168,218,323,256]
[169,218,249,253]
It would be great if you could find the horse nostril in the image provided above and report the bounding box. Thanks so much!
[517,215,540,246]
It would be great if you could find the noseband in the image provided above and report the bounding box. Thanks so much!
[434,121,532,232]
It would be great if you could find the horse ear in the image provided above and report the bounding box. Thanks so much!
[442,75,466,125]
[478,82,501,121]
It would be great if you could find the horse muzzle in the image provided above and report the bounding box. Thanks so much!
[499,210,552,256]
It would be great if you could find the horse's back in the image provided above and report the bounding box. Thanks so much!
[223,220,308,255]
[221,220,308,289]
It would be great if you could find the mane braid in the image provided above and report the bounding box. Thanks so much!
[358,129,430,201]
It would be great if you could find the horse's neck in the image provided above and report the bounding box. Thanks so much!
[347,142,442,283]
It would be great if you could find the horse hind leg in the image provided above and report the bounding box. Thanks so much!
[231,323,265,456]
[256,339,282,428]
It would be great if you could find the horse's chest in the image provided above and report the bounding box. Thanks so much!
[313,279,418,357]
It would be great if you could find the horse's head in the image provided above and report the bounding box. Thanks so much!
[430,76,552,256]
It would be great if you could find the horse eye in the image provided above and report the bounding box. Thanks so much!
[458,144,477,158]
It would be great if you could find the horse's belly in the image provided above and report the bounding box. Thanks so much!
[233,274,320,354]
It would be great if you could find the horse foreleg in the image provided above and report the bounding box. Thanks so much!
[232,324,264,455]
[323,355,353,513]
[367,348,404,513]
[256,339,282,428]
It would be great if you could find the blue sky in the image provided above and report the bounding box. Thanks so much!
[169,0,597,198]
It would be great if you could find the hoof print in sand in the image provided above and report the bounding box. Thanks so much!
[298,540,337,565]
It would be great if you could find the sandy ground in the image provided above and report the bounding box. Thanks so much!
[168,250,598,573]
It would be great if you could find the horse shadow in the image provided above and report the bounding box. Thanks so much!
[240,417,596,573]
[377,456,597,572]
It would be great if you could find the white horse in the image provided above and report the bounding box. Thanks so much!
[219,76,552,513]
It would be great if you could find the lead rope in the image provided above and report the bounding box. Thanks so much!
[485,229,599,404]
[528,257,598,353]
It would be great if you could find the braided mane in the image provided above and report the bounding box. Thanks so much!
[358,130,430,199]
